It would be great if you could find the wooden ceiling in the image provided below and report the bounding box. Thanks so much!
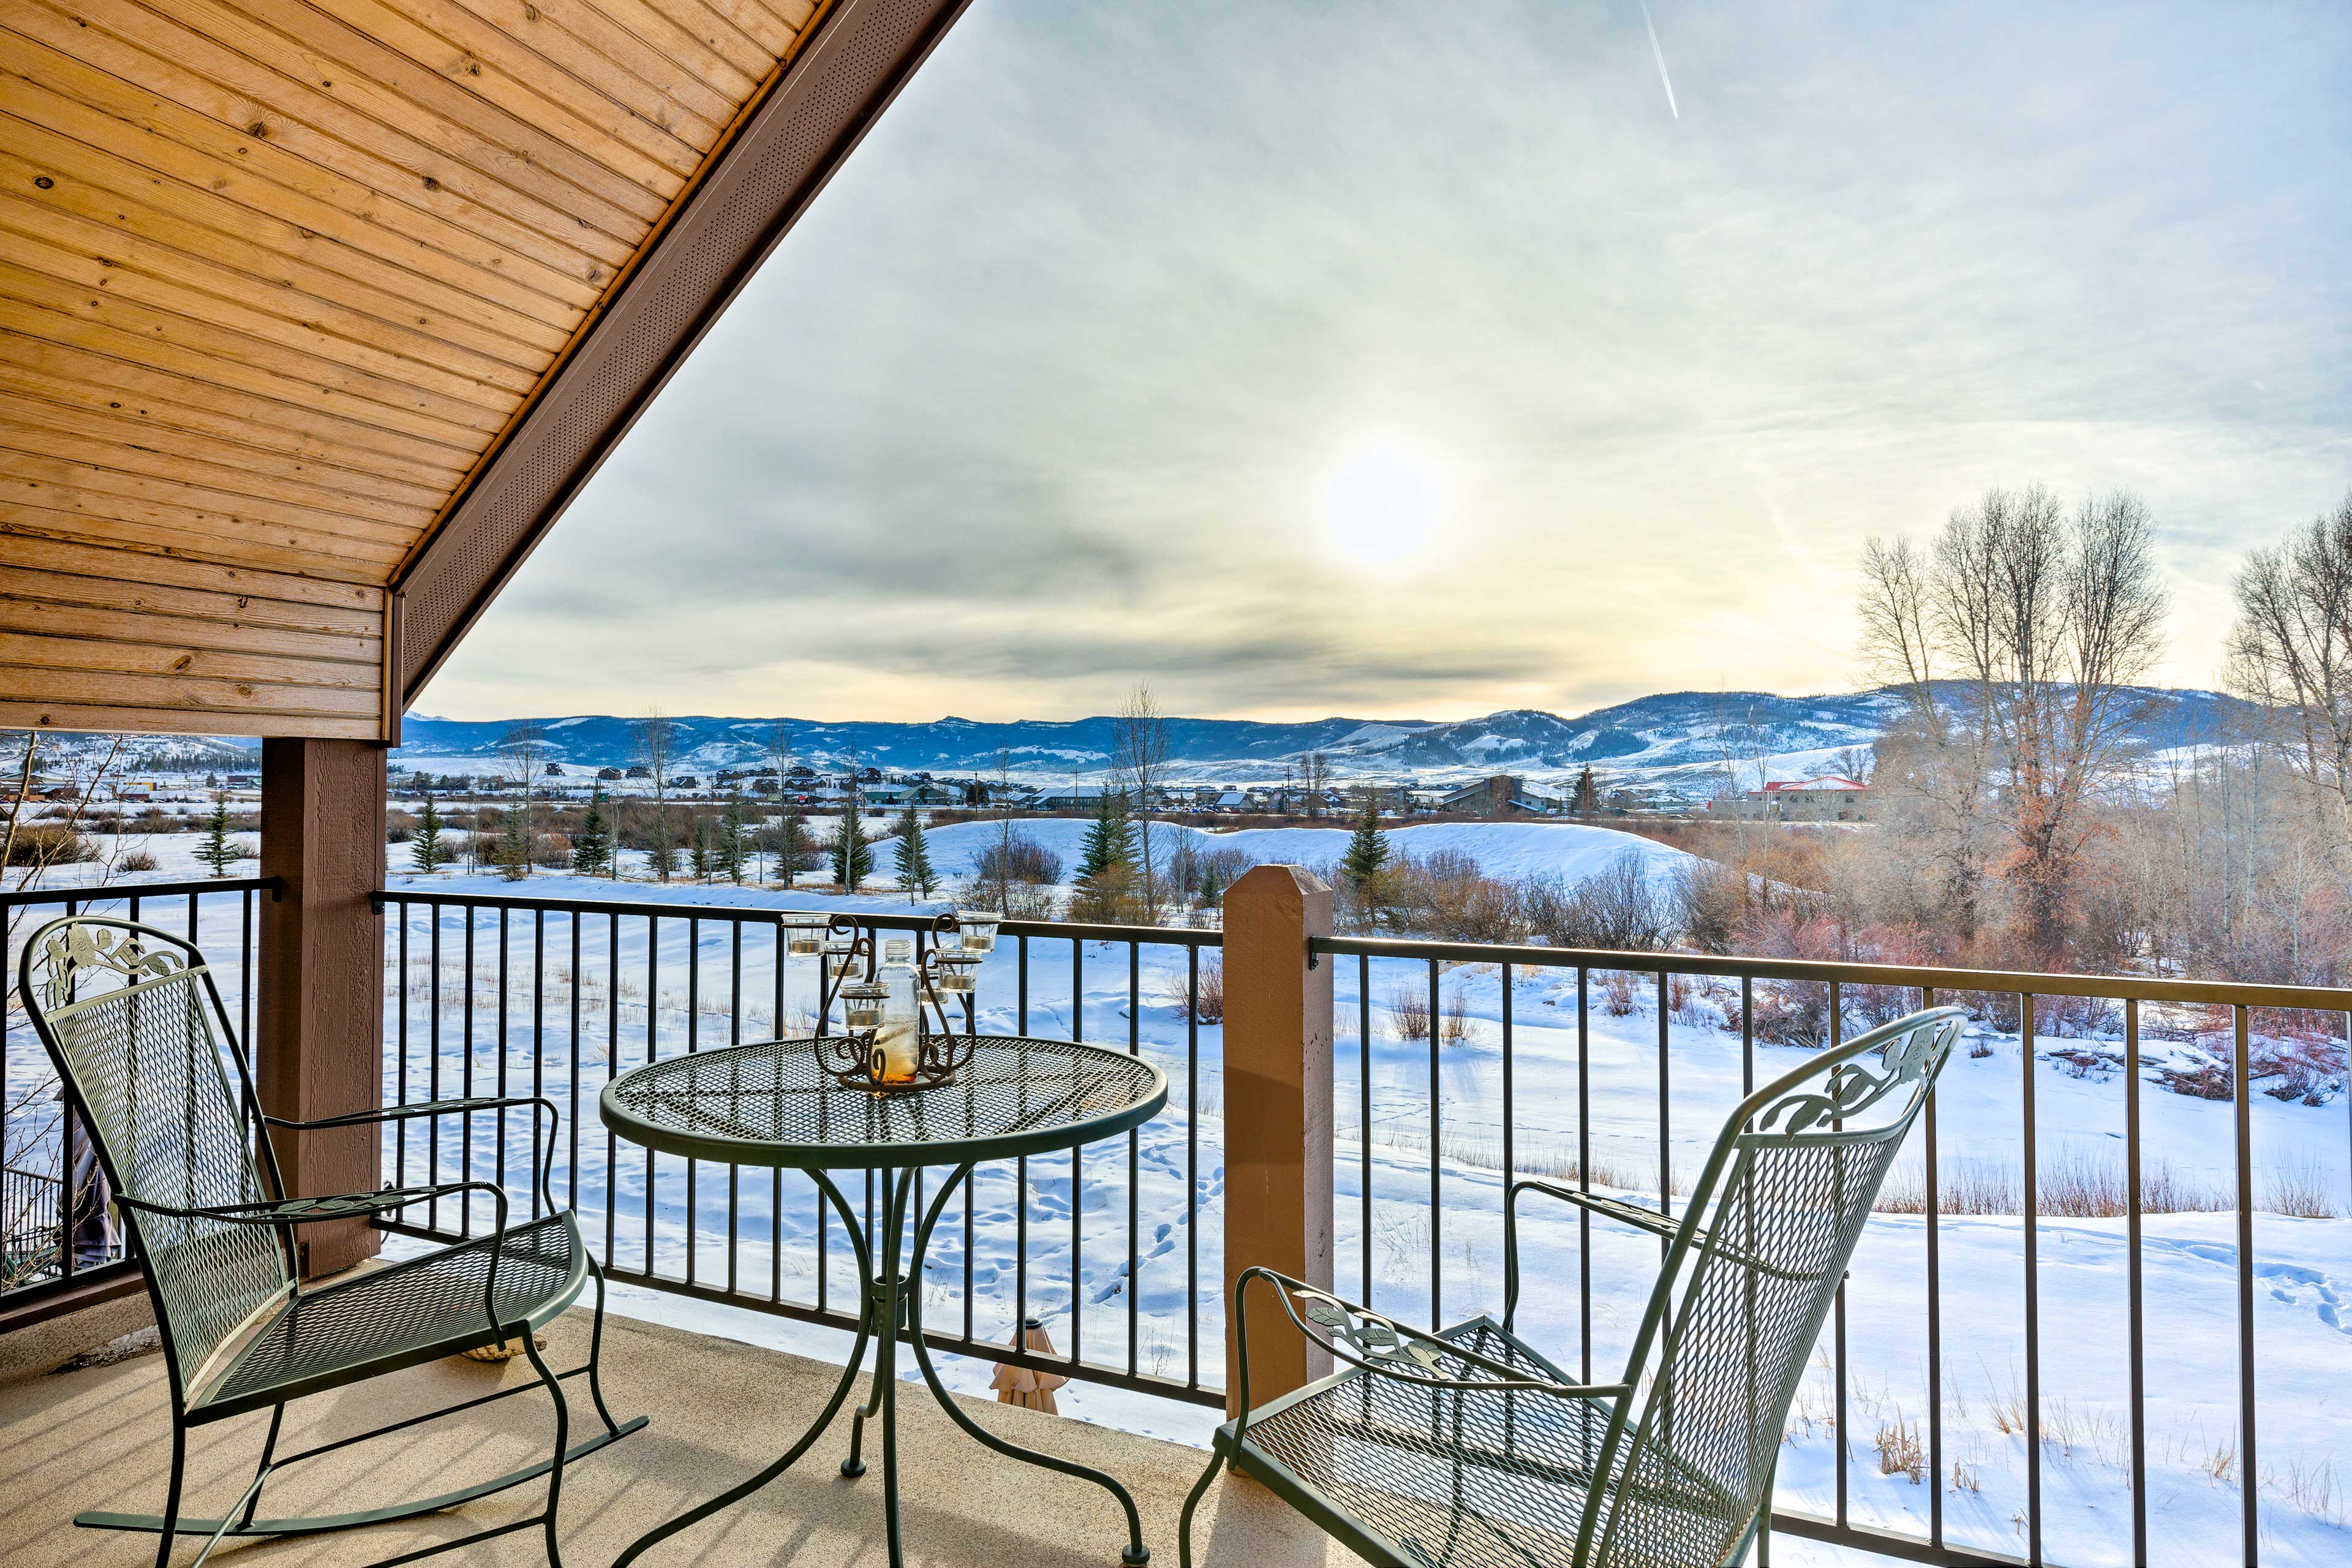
[0,0,944,742]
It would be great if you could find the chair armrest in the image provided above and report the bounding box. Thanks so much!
[262,1095,552,1132]
[1227,1266,1628,1448]
[118,1181,504,1227]
[263,1097,562,1219]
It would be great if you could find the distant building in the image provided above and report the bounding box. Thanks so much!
[1030,782,1125,811]
[543,761,564,776]
[1709,777,1872,823]
[596,767,625,781]
[625,765,652,779]
[668,775,698,790]
[1434,775,1553,816]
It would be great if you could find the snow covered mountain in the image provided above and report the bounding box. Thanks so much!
[377,685,2261,793]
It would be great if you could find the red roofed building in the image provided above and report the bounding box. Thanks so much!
[1709,776,1873,822]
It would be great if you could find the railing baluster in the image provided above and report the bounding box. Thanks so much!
[2124,995,2144,1568]
[2023,990,2042,1567]
[1188,942,1200,1387]
[2234,1003,2258,1568]
[1831,978,1846,1531]
[1357,952,1373,1308]
[1428,955,1441,1329]
[1128,940,1140,1376]
[1577,964,1592,1385]
[1923,984,1944,1555]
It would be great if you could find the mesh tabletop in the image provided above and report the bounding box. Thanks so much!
[599,1036,1167,1168]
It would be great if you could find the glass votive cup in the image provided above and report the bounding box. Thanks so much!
[933,954,981,998]
[781,912,829,955]
[840,982,889,1033]
[954,911,1003,954]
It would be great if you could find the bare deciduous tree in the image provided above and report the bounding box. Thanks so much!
[1859,486,2167,953]
[2226,490,2352,866]
[637,708,676,881]
[1114,682,1171,921]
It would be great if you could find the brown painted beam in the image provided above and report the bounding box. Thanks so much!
[393,0,974,709]
[257,737,386,1278]
[1221,865,1336,1416]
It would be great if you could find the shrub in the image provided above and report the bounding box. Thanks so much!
[116,848,159,873]
[1161,954,1225,1022]
[973,829,1064,889]
[1599,970,1638,1017]
[3,826,95,866]
[1387,985,1431,1041]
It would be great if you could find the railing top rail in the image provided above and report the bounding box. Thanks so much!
[1310,932,2352,1012]
[371,888,1223,947]
[0,876,282,911]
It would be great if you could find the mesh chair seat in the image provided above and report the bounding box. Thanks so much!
[1235,1319,1622,1568]
[201,1215,586,1419]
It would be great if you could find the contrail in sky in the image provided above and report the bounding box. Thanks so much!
[1639,1,1680,119]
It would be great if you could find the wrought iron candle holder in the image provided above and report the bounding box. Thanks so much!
[780,909,1005,1093]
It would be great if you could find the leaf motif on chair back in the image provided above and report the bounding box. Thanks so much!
[29,921,293,1390]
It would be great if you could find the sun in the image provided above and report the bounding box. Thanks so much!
[1319,439,1446,568]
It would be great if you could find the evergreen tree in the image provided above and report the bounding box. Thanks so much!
[197,791,238,878]
[497,804,529,881]
[715,789,746,884]
[892,802,936,899]
[1197,863,1223,910]
[689,815,712,881]
[411,790,444,875]
[571,783,612,876]
[1341,796,1391,889]
[831,786,873,889]
[1076,787,1137,883]
[774,803,813,886]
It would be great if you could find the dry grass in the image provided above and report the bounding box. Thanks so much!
[1441,986,1473,1046]
[1874,1151,2241,1217]
[1874,1412,1926,1483]
[1387,985,1431,1041]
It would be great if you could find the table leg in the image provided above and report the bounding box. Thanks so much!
[609,1169,875,1568]
[905,1163,1151,1564]
[837,1165,916,1566]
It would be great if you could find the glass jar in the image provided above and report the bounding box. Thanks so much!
[874,938,921,1083]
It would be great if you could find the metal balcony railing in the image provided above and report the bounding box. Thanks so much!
[370,886,2351,1568]
[0,876,279,1307]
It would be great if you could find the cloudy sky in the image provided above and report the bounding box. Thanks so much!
[426,1,2351,725]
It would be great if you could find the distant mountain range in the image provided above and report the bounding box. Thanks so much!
[377,685,2262,794]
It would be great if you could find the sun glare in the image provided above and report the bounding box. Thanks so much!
[1319,440,1446,568]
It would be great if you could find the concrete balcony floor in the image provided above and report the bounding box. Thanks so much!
[0,1300,1891,1568]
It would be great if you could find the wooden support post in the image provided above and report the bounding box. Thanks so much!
[1221,864,1335,1417]
[258,738,385,1278]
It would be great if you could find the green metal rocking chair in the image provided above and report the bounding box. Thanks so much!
[18,914,646,1568]
[1182,1003,1964,1568]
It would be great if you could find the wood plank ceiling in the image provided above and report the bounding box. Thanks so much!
[0,0,824,740]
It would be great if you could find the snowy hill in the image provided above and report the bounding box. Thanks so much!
[14,685,2264,799]
[380,684,2260,795]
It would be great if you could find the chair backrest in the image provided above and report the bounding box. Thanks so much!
[1585,1005,1964,1568]
[17,916,292,1398]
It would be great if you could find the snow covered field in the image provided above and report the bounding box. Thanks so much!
[6,819,2348,1566]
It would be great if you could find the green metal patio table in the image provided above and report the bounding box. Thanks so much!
[598,1033,1167,1567]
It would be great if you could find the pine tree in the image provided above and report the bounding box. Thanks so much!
[716,789,746,884]
[411,791,444,875]
[197,791,238,878]
[689,815,712,881]
[1198,863,1223,910]
[498,804,529,881]
[831,786,873,889]
[1341,795,1390,889]
[892,802,936,899]
[1073,786,1139,921]
[1076,787,1137,883]
[775,803,812,885]
[571,783,612,876]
